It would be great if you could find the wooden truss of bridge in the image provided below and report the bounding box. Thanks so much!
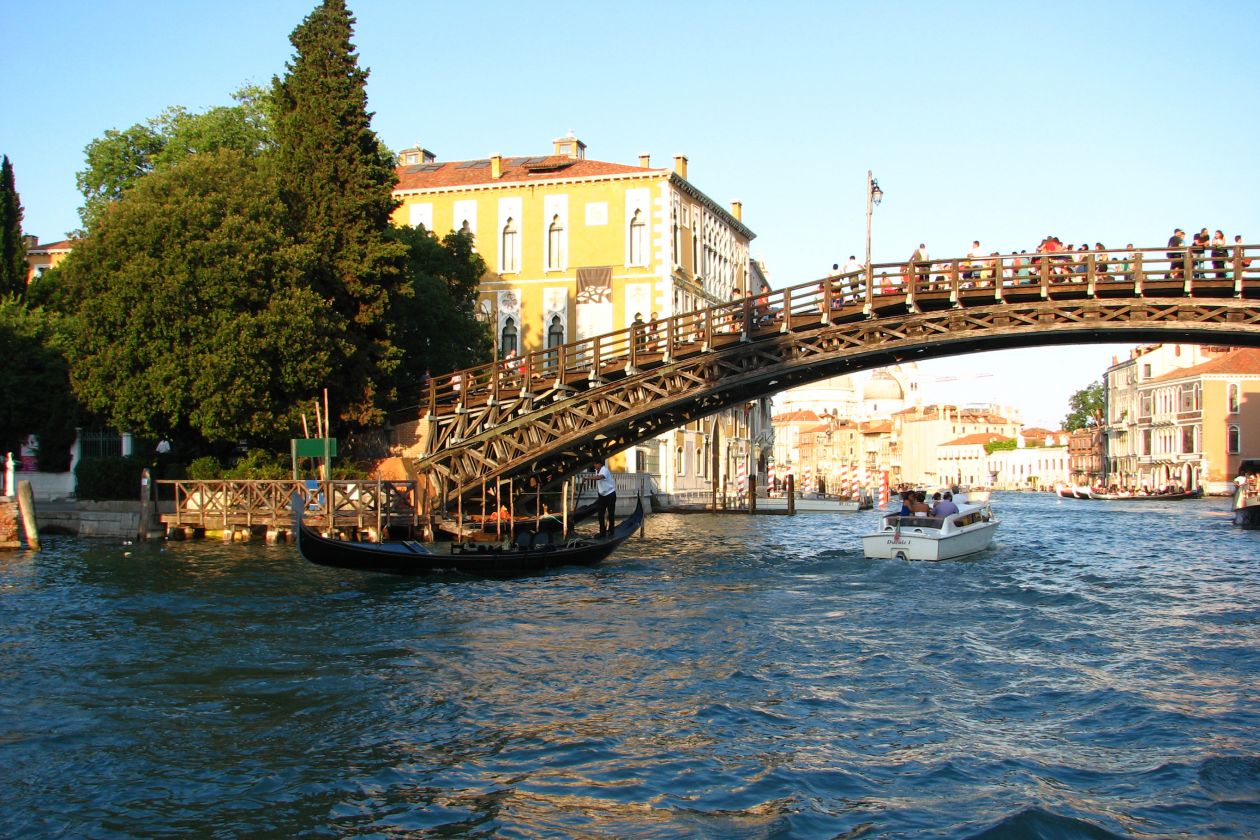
[400,243,1260,507]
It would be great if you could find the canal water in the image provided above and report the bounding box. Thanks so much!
[3,493,1258,838]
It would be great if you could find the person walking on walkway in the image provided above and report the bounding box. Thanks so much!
[591,457,618,537]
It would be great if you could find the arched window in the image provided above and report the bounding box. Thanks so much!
[1228,424,1241,454]
[501,218,518,273]
[546,314,564,348]
[500,317,518,356]
[547,215,564,270]
[629,209,646,266]
[1228,383,1240,414]
[676,446,685,476]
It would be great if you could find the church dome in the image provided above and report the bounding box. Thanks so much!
[862,371,904,402]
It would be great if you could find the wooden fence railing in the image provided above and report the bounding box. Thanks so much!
[156,479,422,533]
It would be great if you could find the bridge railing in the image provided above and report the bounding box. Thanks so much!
[422,244,1258,417]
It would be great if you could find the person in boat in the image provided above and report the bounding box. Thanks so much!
[898,491,913,516]
[590,457,617,537]
[909,491,931,516]
[932,491,960,517]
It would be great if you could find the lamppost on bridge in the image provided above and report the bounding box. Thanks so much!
[864,170,883,311]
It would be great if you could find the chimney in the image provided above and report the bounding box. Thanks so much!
[730,201,742,222]
[491,154,502,179]
[673,154,688,179]
[638,153,651,168]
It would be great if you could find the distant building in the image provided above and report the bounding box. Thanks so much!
[1068,426,1104,486]
[937,433,1009,488]
[1103,343,1237,491]
[1135,347,1260,493]
[894,404,1022,486]
[23,236,74,285]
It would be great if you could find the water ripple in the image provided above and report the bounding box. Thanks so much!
[2,494,1259,837]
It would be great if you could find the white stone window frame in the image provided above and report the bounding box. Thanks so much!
[498,197,523,275]
[453,199,478,240]
[408,201,433,231]
[625,188,650,268]
[543,194,568,273]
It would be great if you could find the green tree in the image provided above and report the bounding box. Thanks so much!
[389,226,491,399]
[1063,379,1105,431]
[75,86,272,231]
[272,0,406,428]
[51,149,337,446]
[0,299,79,470]
[0,155,26,297]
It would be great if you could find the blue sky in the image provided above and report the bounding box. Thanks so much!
[5,0,1258,427]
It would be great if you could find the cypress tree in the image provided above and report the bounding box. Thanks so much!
[0,155,26,298]
[272,0,405,428]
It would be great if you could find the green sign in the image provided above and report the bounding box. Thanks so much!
[292,438,337,458]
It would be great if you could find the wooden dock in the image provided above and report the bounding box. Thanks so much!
[155,479,423,540]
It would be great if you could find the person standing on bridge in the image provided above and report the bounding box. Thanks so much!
[910,243,930,290]
[1167,228,1186,279]
[590,457,617,537]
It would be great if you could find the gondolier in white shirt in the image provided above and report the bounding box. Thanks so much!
[591,457,617,537]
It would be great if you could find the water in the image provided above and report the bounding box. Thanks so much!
[2,493,1259,838]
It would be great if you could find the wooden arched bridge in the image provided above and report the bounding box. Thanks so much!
[406,243,1260,505]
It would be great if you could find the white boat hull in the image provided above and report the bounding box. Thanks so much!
[861,504,999,561]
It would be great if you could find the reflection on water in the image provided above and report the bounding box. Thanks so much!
[2,493,1258,838]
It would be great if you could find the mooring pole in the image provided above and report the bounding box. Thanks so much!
[17,480,39,551]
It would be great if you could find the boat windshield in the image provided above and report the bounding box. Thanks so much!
[883,515,944,531]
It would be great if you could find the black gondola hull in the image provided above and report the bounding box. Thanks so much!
[294,496,643,577]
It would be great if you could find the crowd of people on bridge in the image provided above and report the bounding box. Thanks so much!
[824,230,1253,297]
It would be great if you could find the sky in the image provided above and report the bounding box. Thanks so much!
[4,0,1259,429]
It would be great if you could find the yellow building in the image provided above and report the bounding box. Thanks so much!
[391,133,763,501]
[24,236,75,285]
[391,133,753,353]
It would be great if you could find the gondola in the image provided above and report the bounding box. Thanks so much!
[294,494,643,577]
[435,497,600,541]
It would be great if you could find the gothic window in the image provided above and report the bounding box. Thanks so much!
[629,209,646,266]
[547,215,564,270]
[1228,383,1240,413]
[1228,424,1241,454]
[500,317,518,356]
[501,218,518,273]
[547,315,564,348]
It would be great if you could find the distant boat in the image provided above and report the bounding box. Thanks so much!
[294,494,643,577]
[1087,488,1203,501]
[1055,484,1093,500]
[861,501,999,561]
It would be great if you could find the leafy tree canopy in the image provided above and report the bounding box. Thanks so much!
[388,226,492,401]
[271,0,406,428]
[1063,379,1106,431]
[51,149,339,446]
[75,85,272,232]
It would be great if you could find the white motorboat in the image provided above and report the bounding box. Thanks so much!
[861,503,999,561]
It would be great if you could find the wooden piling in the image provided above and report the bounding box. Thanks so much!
[786,475,796,516]
[17,480,40,550]
[749,475,757,514]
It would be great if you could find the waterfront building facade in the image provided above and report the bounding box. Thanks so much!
[1103,343,1236,491]
[893,404,1022,487]
[1068,426,1105,486]
[985,432,1070,491]
[1133,347,1260,493]
[390,134,767,501]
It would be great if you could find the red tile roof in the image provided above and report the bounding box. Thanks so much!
[941,433,1011,447]
[1149,347,1260,381]
[772,410,821,423]
[394,156,655,191]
